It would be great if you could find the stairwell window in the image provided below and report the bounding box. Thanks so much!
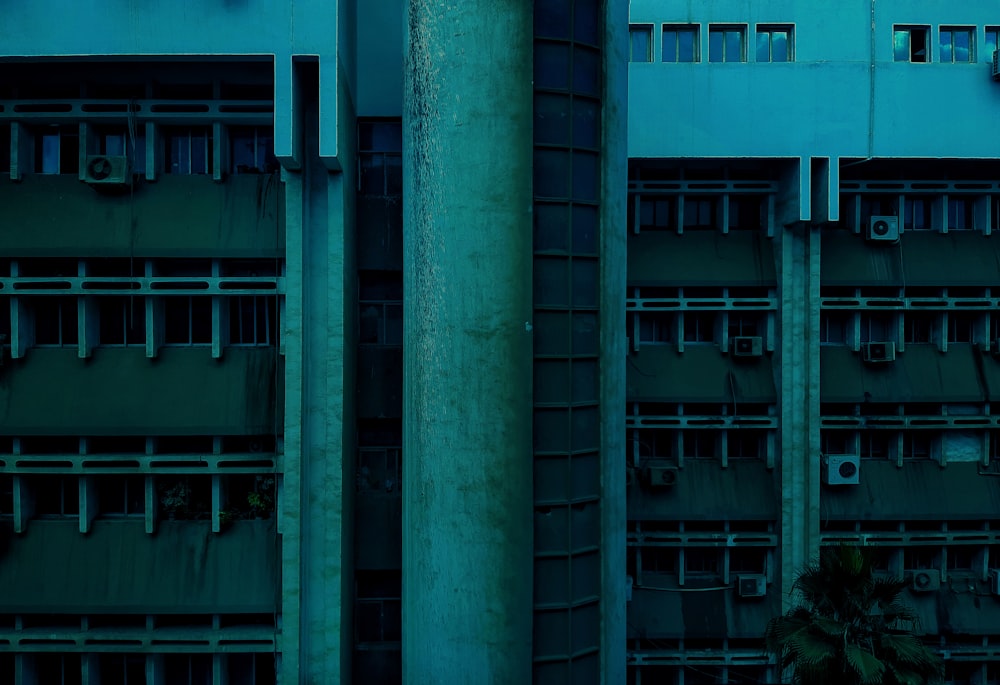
[709,25,746,63]
[756,25,792,62]
[662,25,699,63]
[894,26,929,62]
[629,24,654,62]
[940,27,974,63]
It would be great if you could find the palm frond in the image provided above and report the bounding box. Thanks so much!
[845,644,886,684]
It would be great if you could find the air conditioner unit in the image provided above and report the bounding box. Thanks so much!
[644,465,678,487]
[83,155,130,185]
[867,216,899,242]
[823,455,860,485]
[862,341,896,363]
[731,336,763,357]
[911,569,941,593]
[990,569,1000,595]
[737,574,767,598]
[993,49,1000,81]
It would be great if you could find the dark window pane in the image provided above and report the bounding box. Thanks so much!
[709,30,723,62]
[756,32,770,62]
[678,29,696,62]
[662,30,677,63]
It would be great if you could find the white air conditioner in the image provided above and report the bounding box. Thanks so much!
[83,155,130,185]
[644,465,678,487]
[731,336,763,357]
[993,49,1000,81]
[823,455,860,485]
[867,216,899,242]
[862,341,896,363]
[990,569,1000,595]
[737,574,767,598]
[911,569,941,593]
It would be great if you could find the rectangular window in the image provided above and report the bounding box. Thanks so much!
[903,196,933,231]
[684,548,721,575]
[894,26,929,62]
[662,25,699,63]
[230,126,277,174]
[98,654,147,685]
[728,195,765,230]
[682,197,717,229]
[32,296,79,346]
[683,311,716,343]
[637,312,673,345]
[860,313,890,343]
[229,296,277,346]
[821,430,850,455]
[902,432,933,460]
[358,121,403,196]
[0,124,10,176]
[164,127,212,174]
[903,547,937,570]
[986,27,1000,60]
[36,654,82,685]
[94,126,146,176]
[682,430,715,459]
[904,312,935,343]
[638,196,674,230]
[756,25,792,62]
[641,546,677,574]
[729,547,767,573]
[33,125,80,174]
[98,296,145,346]
[940,26,974,63]
[97,475,145,517]
[357,447,402,494]
[728,313,761,338]
[0,474,12,517]
[947,196,976,230]
[629,25,653,62]
[859,431,891,459]
[164,655,212,685]
[728,430,765,459]
[948,313,977,343]
[709,25,746,63]
[164,296,212,346]
[33,475,79,517]
[820,311,849,344]
[359,301,403,346]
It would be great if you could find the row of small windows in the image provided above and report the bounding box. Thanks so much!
[840,192,1000,234]
[629,23,792,63]
[0,123,276,177]
[819,308,1000,347]
[0,652,275,685]
[894,25,1000,63]
[629,193,774,234]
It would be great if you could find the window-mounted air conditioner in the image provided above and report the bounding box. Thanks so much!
[867,216,899,242]
[823,455,860,485]
[993,49,1000,81]
[862,341,896,363]
[737,573,767,598]
[731,336,763,357]
[83,155,130,185]
[643,465,678,487]
[911,569,941,593]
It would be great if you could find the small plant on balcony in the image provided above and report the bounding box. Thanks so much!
[159,480,191,520]
[247,475,276,519]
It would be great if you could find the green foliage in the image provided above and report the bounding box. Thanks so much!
[765,546,943,685]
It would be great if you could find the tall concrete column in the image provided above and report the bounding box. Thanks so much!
[403,1,534,683]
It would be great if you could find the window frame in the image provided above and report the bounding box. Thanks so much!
[893,25,930,63]
[163,126,213,175]
[755,24,793,63]
[662,24,700,63]
[708,24,747,63]
[939,25,975,64]
[985,26,1000,62]
[629,24,654,63]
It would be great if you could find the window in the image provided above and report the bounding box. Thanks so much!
[904,312,935,343]
[228,296,277,346]
[227,654,276,685]
[947,546,976,571]
[230,126,277,174]
[157,475,211,521]
[629,24,653,62]
[682,197,717,229]
[99,654,146,685]
[820,311,849,344]
[894,26,929,62]
[986,27,1000,60]
[940,27,974,63]
[684,548,721,575]
[36,654,82,685]
[165,296,212,345]
[164,655,211,685]
[0,475,12,517]
[33,475,79,517]
[637,312,673,345]
[728,313,761,338]
[34,125,80,174]
[638,196,674,230]
[662,25,699,63]
[641,546,677,574]
[728,195,765,230]
[948,313,977,343]
[97,475,145,517]
[729,547,766,573]
[32,296,78,346]
[0,124,10,175]
[683,430,715,459]
[709,25,746,63]
[756,25,792,62]
[947,196,976,230]
[98,296,145,346]
[728,430,765,459]
[903,547,937,570]
[164,127,212,174]
[822,430,850,455]
[859,313,890,343]
[358,121,403,196]
[903,196,933,231]
[901,432,933,460]
[683,312,716,343]
[860,195,896,225]
[859,431,891,459]
[359,301,403,346]
[357,447,402,493]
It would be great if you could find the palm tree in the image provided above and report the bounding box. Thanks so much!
[765,545,943,685]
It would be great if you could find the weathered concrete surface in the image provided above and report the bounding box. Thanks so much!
[402,1,534,682]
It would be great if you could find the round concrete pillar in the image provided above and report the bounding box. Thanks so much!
[402,1,534,683]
